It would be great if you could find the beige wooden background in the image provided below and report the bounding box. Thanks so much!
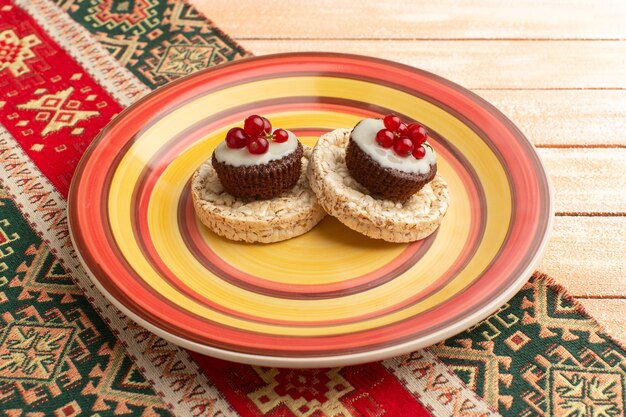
[192,0,626,342]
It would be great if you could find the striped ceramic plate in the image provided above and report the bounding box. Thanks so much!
[68,53,553,367]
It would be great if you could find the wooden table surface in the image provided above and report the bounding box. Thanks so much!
[192,0,626,342]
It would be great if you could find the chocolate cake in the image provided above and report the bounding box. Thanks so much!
[346,139,436,201]
[212,142,303,199]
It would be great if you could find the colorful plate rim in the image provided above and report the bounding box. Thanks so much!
[68,52,553,367]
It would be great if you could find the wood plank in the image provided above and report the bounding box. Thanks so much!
[539,148,626,215]
[540,217,626,297]
[577,299,626,345]
[478,90,626,147]
[241,40,626,89]
[196,0,626,40]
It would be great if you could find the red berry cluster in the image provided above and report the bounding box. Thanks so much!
[375,115,428,159]
[225,114,289,155]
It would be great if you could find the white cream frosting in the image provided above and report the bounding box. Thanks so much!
[351,118,436,174]
[214,129,298,167]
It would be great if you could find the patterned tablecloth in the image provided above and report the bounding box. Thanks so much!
[0,1,624,416]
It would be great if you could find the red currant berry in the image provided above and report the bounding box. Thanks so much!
[246,135,269,154]
[407,123,428,145]
[412,145,426,159]
[375,129,395,148]
[393,137,414,157]
[243,114,265,136]
[273,128,289,143]
[383,114,402,131]
[225,127,247,148]
[397,122,408,136]
[262,117,272,134]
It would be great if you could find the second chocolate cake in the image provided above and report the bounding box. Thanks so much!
[345,117,437,201]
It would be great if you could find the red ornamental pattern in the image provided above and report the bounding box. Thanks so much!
[192,353,433,417]
[0,1,122,195]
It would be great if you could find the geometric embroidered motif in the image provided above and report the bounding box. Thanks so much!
[55,0,248,89]
[17,87,99,136]
[0,218,19,249]
[249,367,355,417]
[504,330,531,352]
[93,34,141,66]
[429,340,508,409]
[549,366,625,417]
[0,194,172,415]
[390,350,498,417]
[135,30,237,86]
[156,44,215,76]
[0,218,19,284]
[167,1,206,28]
[81,344,168,415]
[54,400,82,417]
[0,29,41,77]
[10,243,80,302]
[85,0,159,35]
[193,353,422,417]
[433,277,626,416]
[0,322,76,381]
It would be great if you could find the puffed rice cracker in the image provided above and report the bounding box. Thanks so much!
[308,129,449,243]
[191,146,326,243]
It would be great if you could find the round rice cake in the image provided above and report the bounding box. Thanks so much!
[308,129,449,243]
[192,146,326,243]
